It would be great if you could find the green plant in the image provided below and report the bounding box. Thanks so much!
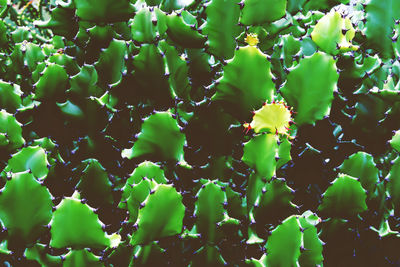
[0,0,400,265]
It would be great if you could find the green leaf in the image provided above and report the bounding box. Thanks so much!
[311,11,358,55]
[298,211,324,266]
[50,193,110,249]
[74,0,135,22]
[131,43,172,102]
[246,171,267,211]
[339,151,379,194]
[280,52,339,125]
[125,179,157,224]
[57,100,85,120]
[0,172,53,244]
[131,184,185,245]
[23,42,46,73]
[158,41,191,100]
[35,3,78,39]
[318,174,368,218]
[68,65,102,98]
[120,161,167,209]
[253,178,297,224]
[4,146,49,180]
[0,0,8,19]
[387,157,400,211]
[242,133,278,178]
[131,8,156,43]
[194,181,226,243]
[63,249,104,267]
[364,0,400,58]
[265,215,302,267]
[0,111,24,151]
[76,159,113,207]
[212,46,275,120]
[0,21,7,48]
[0,81,22,114]
[48,52,80,76]
[24,243,62,267]
[241,0,287,25]
[34,63,69,101]
[277,137,292,169]
[95,39,127,86]
[203,0,241,59]
[390,130,400,152]
[122,111,185,162]
[165,14,206,48]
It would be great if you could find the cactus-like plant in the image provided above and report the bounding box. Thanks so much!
[1,0,400,265]
[0,171,53,245]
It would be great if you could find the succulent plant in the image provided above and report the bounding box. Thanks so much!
[1,0,400,265]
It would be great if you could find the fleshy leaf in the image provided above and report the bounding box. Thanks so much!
[242,133,278,178]
[240,0,287,25]
[63,249,104,267]
[339,151,379,194]
[0,110,24,151]
[50,193,110,249]
[280,52,339,125]
[0,172,53,244]
[318,174,367,218]
[4,146,49,180]
[264,215,302,267]
[194,180,226,243]
[311,11,358,55]
[203,0,241,59]
[212,46,275,120]
[122,111,185,162]
[130,184,185,245]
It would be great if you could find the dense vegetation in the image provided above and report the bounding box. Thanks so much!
[1,0,400,266]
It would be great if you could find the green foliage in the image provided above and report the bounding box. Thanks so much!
[0,172,53,244]
[159,40,191,100]
[240,0,287,25]
[122,111,185,161]
[339,151,379,194]
[95,39,127,86]
[25,243,62,266]
[50,192,111,249]
[265,215,302,267]
[0,110,24,151]
[212,46,275,120]
[1,0,400,265]
[130,184,185,245]
[63,249,104,267]
[298,211,324,266]
[130,8,156,43]
[311,11,358,55]
[74,0,135,22]
[34,63,69,101]
[391,130,400,152]
[364,0,400,58]
[253,178,297,224]
[242,133,278,178]
[318,174,368,218]
[4,146,49,180]
[165,13,206,48]
[264,212,323,267]
[194,180,226,243]
[76,159,113,207]
[387,157,400,211]
[203,0,241,59]
[280,52,339,125]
